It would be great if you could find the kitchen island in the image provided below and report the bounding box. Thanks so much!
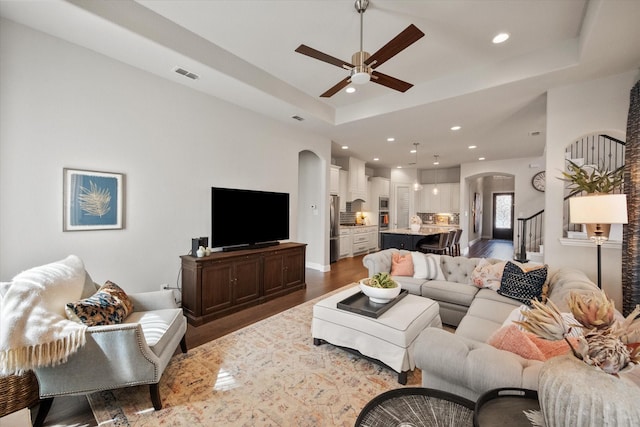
[381,226,458,251]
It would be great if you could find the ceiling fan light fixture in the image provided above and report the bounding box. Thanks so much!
[351,70,371,84]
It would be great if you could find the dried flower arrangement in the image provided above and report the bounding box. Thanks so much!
[410,215,422,225]
[517,291,640,375]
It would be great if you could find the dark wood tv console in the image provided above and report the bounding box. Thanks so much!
[180,242,306,326]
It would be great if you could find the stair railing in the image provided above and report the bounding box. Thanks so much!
[515,134,625,262]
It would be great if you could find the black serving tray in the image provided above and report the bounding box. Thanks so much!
[337,289,408,318]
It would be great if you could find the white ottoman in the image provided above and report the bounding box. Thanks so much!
[312,286,442,384]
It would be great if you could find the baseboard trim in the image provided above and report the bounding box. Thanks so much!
[306,261,329,272]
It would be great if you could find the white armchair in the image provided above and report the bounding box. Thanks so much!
[32,288,187,426]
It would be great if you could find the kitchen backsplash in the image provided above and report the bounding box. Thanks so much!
[417,212,460,225]
[341,210,459,226]
[340,212,357,224]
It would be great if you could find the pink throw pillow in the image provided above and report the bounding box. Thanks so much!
[390,253,414,277]
[487,325,545,361]
[487,324,578,361]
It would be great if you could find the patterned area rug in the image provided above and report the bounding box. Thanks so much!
[87,285,421,426]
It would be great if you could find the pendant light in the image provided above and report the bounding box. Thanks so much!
[433,155,440,195]
[412,143,423,191]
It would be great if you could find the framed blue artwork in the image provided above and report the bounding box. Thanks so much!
[63,168,125,231]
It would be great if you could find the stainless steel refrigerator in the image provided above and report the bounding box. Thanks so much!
[330,195,339,263]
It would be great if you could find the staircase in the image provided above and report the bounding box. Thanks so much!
[515,134,626,262]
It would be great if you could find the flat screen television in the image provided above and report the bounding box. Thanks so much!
[211,187,290,250]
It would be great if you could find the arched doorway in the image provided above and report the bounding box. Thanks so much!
[297,150,327,270]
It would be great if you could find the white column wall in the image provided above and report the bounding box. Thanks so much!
[545,70,638,307]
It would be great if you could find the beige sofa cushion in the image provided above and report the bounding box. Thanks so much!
[421,280,479,307]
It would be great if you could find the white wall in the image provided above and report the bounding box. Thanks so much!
[0,19,331,291]
[460,156,545,252]
[545,70,639,308]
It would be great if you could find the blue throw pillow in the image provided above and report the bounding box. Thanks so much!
[498,261,548,306]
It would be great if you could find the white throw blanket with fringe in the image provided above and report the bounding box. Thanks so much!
[0,255,88,375]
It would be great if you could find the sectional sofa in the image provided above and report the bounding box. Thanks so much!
[361,248,604,400]
[362,249,507,326]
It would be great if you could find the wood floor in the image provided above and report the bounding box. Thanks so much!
[34,239,512,426]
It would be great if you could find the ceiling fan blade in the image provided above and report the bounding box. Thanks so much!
[295,44,354,69]
[320,77,352,98]
[371,71,413,93]
[365,24,425,69]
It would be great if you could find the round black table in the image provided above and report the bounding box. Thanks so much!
[473,388,540,426]
[355,387,475,427]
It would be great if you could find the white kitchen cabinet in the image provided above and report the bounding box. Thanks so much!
[348,157,367,201]
[371,177,390,198]
[329,165,341,195]
[351,227,369,255]
[367,227,377,250]
[361,176,371,211]
[438,184,451,213]
[450,182,460,212]
[339,170,348,211]
[339,229,351,258]
[418,183,460,213]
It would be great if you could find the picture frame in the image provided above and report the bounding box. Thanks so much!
[472,192,481,233]
[63,168,125,231]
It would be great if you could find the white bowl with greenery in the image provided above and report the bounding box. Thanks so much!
[359,272,401,303]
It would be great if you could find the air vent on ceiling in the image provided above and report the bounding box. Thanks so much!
[173,67,199,80]
[529,131,541,136]
[291,115,305,121]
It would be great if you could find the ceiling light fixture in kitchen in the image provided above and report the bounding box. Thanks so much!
[433,155,440,195]
[412,143,423,191]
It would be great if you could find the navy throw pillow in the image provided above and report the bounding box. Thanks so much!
[498,261,548,306]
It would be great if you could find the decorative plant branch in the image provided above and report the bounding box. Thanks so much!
[517,291,640,375]
[78,181,112,217]
[560,159,625,194]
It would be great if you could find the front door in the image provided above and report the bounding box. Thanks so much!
[492,192,514,240]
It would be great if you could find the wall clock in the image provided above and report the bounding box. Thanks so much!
[532,171,546,192]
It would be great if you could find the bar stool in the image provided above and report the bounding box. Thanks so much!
[445,229,457,255]
[419,232,450,254]
[450,229,463,256]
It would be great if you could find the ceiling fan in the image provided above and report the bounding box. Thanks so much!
[295,0,424,98]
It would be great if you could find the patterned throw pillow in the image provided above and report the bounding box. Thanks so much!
[390,253,414,277]
[66,281,134,326]
[471,259,507,290]
[497,261,548,306]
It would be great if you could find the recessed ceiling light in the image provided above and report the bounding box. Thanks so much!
[397,165,403,169]
[479,157,486,161]
[387,137,395,142]
[341,145,349,150]
[492,32,510,44]
[345,87,356,94]
[373,157,379,161]
[450,125,461,131]
[468,145,477,149]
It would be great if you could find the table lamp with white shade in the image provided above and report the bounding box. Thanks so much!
[569,193,628,288]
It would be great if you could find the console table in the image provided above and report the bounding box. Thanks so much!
[180,242,306,326]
